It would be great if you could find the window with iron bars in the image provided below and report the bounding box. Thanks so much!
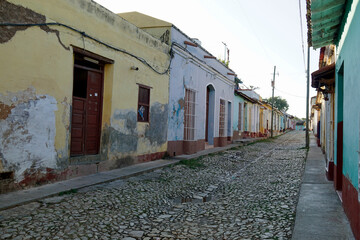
[219,99,226,137]
[184,89,196,140]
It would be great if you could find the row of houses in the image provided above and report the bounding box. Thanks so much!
[308,0,360,238]
[0,0,295,193]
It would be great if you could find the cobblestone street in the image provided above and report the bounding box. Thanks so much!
[0,131,307,240]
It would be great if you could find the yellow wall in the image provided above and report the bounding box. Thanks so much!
[118,12,172,45]
[260,108,264,133]
[0,0,170,182]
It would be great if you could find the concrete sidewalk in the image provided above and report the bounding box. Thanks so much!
[0,139,265,211]
[292,135,354,239]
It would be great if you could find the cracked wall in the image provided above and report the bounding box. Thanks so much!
[0,0,69,50]
[0,89,58,181]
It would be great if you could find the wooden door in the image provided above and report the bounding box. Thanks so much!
[85,71,102,154]
[71,97,86,155]
[71,70,103,156]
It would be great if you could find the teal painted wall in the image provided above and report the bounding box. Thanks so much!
[335,2,360,189]
[233,93,245,131]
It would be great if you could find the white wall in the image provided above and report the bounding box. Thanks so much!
[167,27,235,143]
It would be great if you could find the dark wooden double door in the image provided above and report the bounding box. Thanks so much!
[71,68,103,156]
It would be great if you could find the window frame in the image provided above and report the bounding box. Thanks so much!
[137,84,151,122]
[219,99,226,137]
[184,88,196,141]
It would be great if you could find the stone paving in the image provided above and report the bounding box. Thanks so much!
[0,131,306,240]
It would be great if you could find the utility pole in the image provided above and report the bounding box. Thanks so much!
[306,46,310,147]
[270,66,278,138]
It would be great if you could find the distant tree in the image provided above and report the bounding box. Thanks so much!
[264,96,289,112]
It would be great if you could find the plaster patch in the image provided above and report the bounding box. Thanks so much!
[109,109,138,153]
[0,93,58,181]
[0,0,69,50]
[145,102,168,145]
[0,87,37,106]
[160,30,170,44]
[0,102,14,120]
[61,97,71,130]
[168,98,184,141]
[56,97,71,168]
[178,98,185,110]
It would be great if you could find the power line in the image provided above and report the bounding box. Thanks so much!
[298,0,307,72]
[232,0,272,62]
[0,22,172,75]
[275,87,305,99]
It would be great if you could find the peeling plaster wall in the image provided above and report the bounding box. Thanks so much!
[0,89,57,181]
[0,0,170,189]
[106,102,168,165]
[110,109,138,154]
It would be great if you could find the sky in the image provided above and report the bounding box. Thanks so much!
[94,0,319,118]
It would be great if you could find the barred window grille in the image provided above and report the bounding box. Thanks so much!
[184,89,196,140]
[219,99,226,137]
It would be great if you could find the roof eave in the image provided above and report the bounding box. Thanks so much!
[307,0,347,48]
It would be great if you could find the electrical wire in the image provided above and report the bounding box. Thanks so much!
[0,21,236,82]
[0,22,172,75]
[232,0,273,62]
[275,87,305,99]
[298,0,307,72]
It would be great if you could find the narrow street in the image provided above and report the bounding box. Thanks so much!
[0,131,307,240]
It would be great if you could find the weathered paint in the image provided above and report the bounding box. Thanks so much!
[0,0,170,190]
[330,9,360,238]
[144,102,168,146]
[0,0,68,50]
[334,0,360,190]
[119,12,235,152]
[0,88,57,181]
[109,109,138,154]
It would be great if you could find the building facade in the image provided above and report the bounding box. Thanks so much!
[119,12,236,156]
[0,0,170,192]
[233,90,258,139]
[308,0,360,237]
